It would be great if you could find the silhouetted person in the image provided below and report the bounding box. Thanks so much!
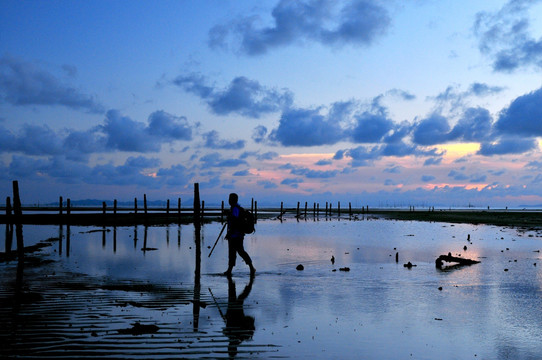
[224,193,255,277]
[223,275,255,358]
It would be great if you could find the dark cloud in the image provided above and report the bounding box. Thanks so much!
[252,125,268,143]
[413,107,495,146]
[147,111,193,141]
[1,109,195,160]
[281,177,303,188]
[199,152,248,168]
[421,175,436,182]
[412,114,452,146]
[5,154,177,188]
[449,107,494,142]
[315,159,332,166]
[474,0,542,72]
[350,112,394,143]
[290,166,339,179]
[468,82,505,96]
[101,110,195,153]
[257,180,278,189]
[269,107,344,146]
[209,0,391,56]
[495,87,542,136]
[101,110,161,152]
[0,124,63,156]
[173,74,293,118]
[156,164,193,186]
[383,166,401,174]
[0,55,104,113]
[240,151,278,161]
[424,157,443,166]
[477,137,538,156]
[448,169,469,181]
[203,130,245,150]
[386,88,416,101]
[233,169,251,176]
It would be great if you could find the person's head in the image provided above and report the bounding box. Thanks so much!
[228,193,238,206]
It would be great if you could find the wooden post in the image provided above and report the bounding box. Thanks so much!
[102,202,106,215]
[317,203,319,217]
[338,201,341,217]
[114,199,117,215]
[304,202,307,218]
[221,200,224,222]
[313,202,316,217]
[193,183,200,226]
[167,199,170,214]
[297,202,300,218]
[178,198,181,218]
[12,181,23,252]
[143,194,148,216]
[251,198,254,213]
[349,202,352,217]
[6,196,11,219]
[329,203,332,216]
[12,181,22,217]
[67,199,71,216]
[59,196,63,215]
[201,200,205,221]
[134,198,138,214]
[326,202,328,216]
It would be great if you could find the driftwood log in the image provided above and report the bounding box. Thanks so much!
[436,253,480,269]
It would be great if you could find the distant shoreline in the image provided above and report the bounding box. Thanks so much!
[1,208,540,228]
[373,209,542,229]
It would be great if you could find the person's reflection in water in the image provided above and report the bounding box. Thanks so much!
[223,274,255,358]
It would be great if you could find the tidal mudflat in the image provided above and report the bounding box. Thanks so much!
[1,216,541,359]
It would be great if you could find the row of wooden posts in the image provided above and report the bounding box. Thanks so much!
[4,181,372,224]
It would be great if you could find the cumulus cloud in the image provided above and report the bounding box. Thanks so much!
[240,151,279,161]
[258,180,278,189]
[281,177,303,188]
[449,107,494,142]
[252,125,268,143]
[412,114,452,146]
[269,106,344,146]
[495,87,542,136]
[208,0,391,55]
[1,109,195,160]
[0,55,104,113]
[147,111,193,141]
[233,169,251,176]
[474,0,542,72]
[477,137,538,156]
[199,152,248,168]
[0,124,64,156]
[421,175,436,182]
[203,130,245,150]
[4,154,183,188]
[350,112,394,143]
[173,74,293,118]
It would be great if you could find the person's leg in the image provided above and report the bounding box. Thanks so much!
[224,239,236,276]
[236,239,255,274]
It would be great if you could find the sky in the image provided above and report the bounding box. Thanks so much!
[1,0,542,208]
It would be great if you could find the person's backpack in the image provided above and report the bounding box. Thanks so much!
[239,207,255,234]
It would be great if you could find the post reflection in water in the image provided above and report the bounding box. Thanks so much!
[193,222,201,332]
[223,275,255,358]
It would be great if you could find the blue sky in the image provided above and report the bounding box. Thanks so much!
[1,0,542,207]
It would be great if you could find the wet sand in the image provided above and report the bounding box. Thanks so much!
[1,216,542,359]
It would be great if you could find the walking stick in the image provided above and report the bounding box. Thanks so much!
[208,287,226,322]
[208,222,227,258]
